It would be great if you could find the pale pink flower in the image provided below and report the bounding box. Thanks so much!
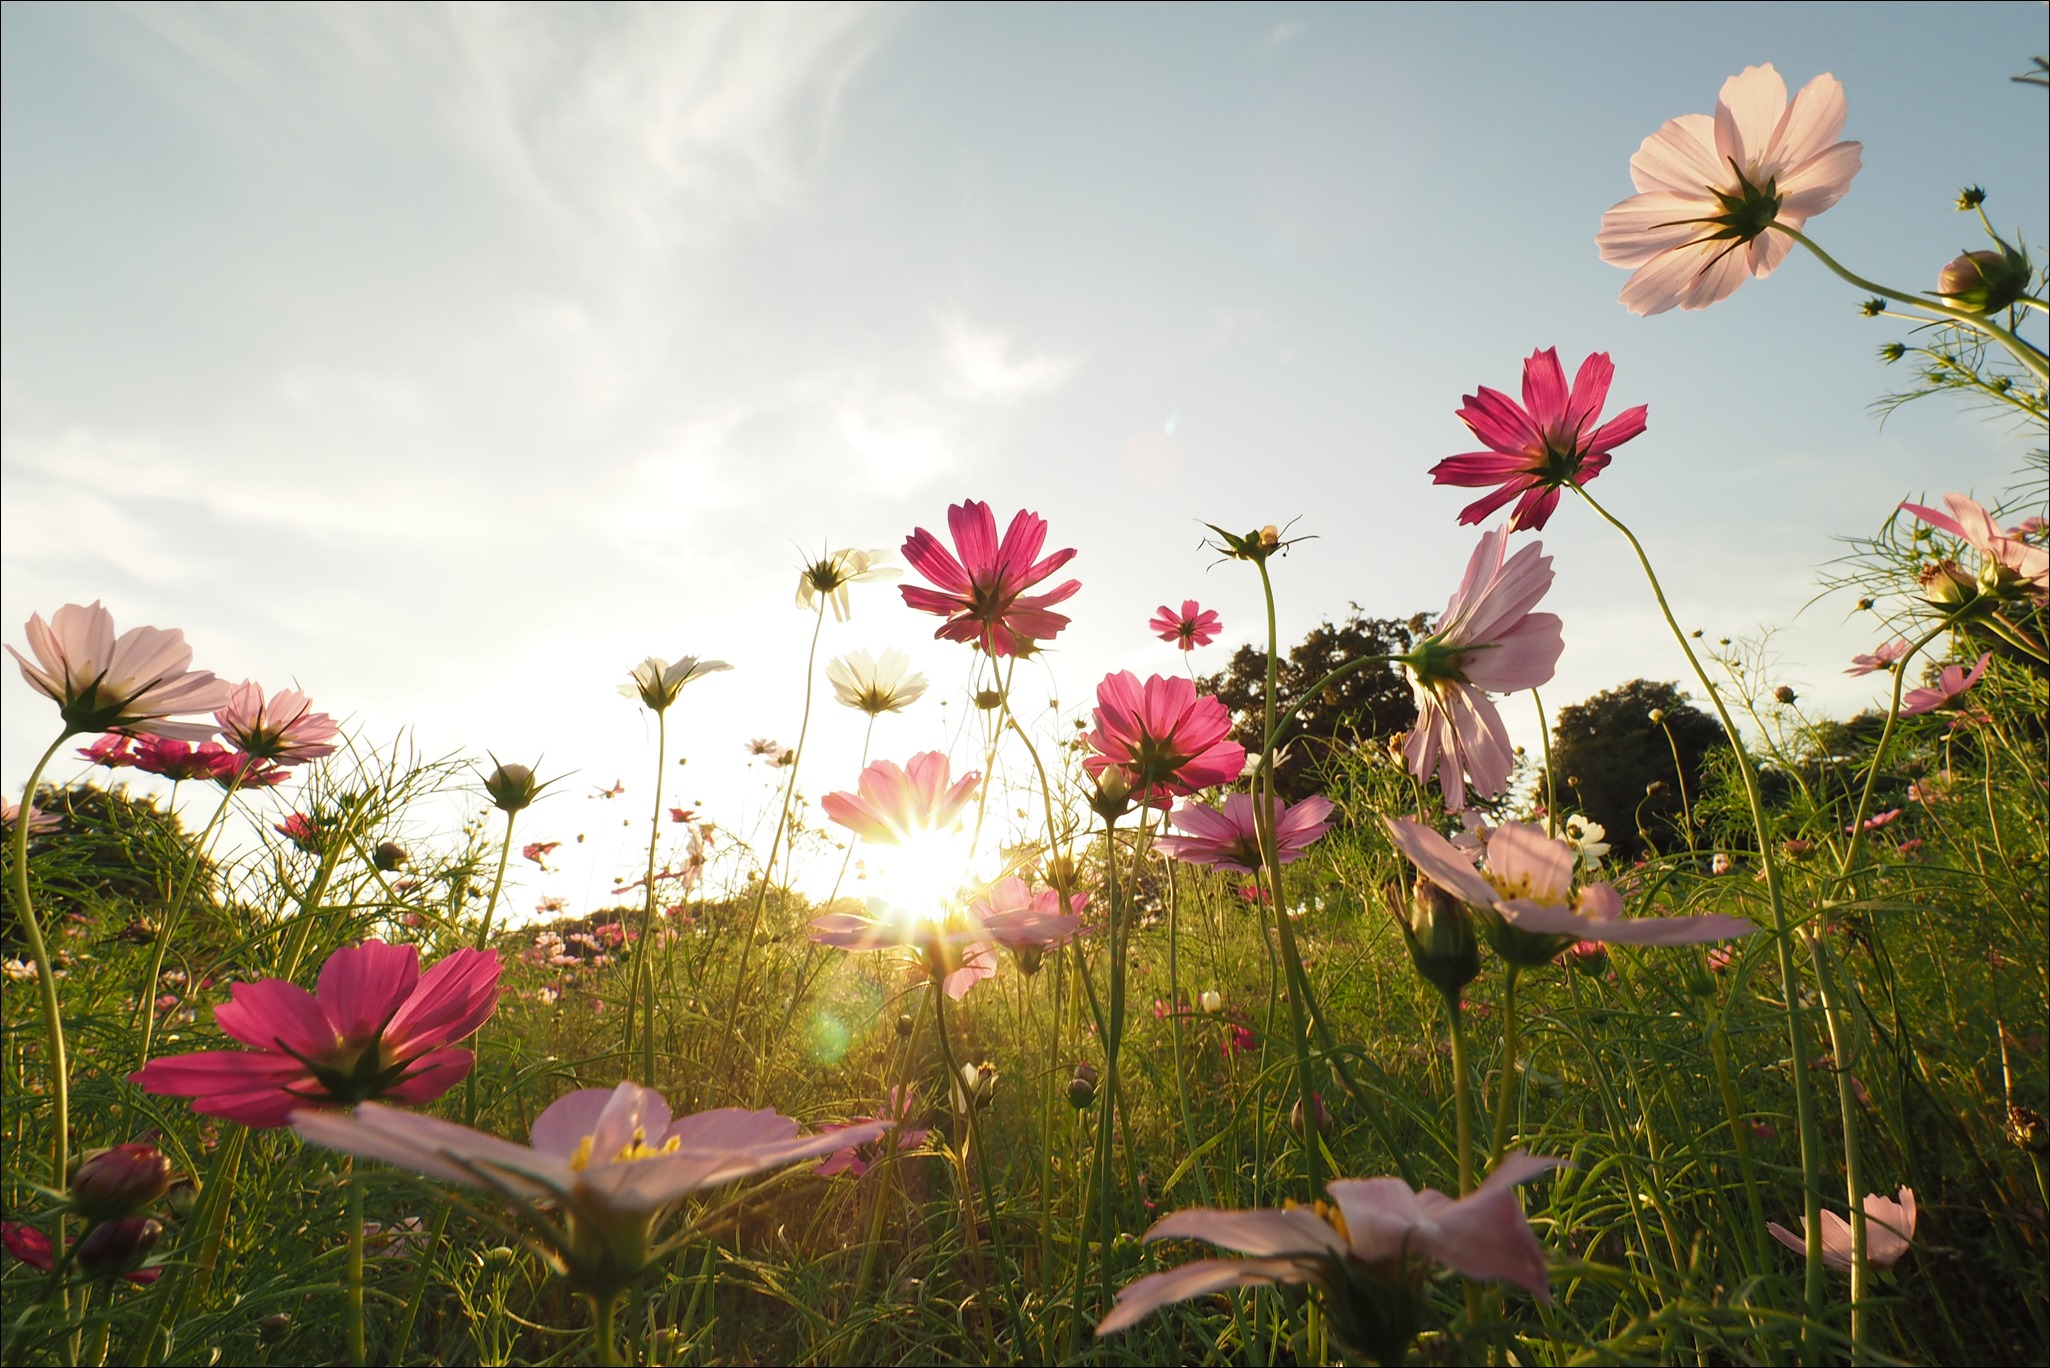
[216,681,340,765]
[1151,600,1222,651]
[131,941,501,1128]
[1847,808,1901,834]
[807,901,995,1000]
[1402,528,1563,812]
[970,877,1087,971]
[1597,64,1861,314]
[899,499,1080,657]
[1155,793,1336,875]
[8,601,228,741]
[1902,494,2048,604]
[1431,349,1647,531]
[294,1082,886,1297]
[1769,1187,1915,1272]
[1098,1153,1565,1347]
[1900,652,1991,716]
[1384,817,1755,947]
[0,800,59,834]
[1082,672,1246,810]
[817,1088,929,1179]
[822,752,979,847]
[1844,640,1910,676]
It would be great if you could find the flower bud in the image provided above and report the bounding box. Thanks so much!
[482,761,542,813]
[1956,185,1986,211]
[1773,686,1797,705]
[1089,768,1134,822]
[1936,247,2030,314]
[895,1013,915,1038]
[1396,878,1481,996]
[71,1144,172,1220]
[373,841,410,872]
[1648,708,1666,725]
[1567,940,1609,979]
[1710,853,1732,876]
[1289,1091,1331,1135]
[75,1216,161,1280]
[1199,989,1223,1014]
[1068,1061,1099,1109]
[1919,559,1979,609]
[2009,1104,2049,1155]
[479,1245,518,1269]
[164,1176,201,1221]
[954,1061,997,1110]
[974,690,1004,710]
[258,1314,293,1343]
[1683,959,1718,997]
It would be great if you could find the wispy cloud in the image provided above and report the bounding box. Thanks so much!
[938,315,1080,403]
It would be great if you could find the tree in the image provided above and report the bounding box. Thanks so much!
[1200,608,1423,801]
[1543,679,1726,858]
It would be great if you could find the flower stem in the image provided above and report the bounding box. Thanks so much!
[346,1159,366,1367]
[11,730,73,1198]
[476,807,518,952]
[1572,483,1828,1361]
[1774,224,2049,382]
[1446,994,1475,1195]
[1489,965,1522,1166]
[590,1291,622,1368]
[133,779,239,1067]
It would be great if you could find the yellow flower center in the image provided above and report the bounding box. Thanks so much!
[566,1126,682,1173]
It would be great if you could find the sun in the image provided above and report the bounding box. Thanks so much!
[865,827,987,930]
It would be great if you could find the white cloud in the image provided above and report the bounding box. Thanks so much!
[839,407,952,496]
[938,315,1080,403]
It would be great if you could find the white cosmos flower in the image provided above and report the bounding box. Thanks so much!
[826,649,927,716]
[1563,815,1610,871]
[796,548,899,622]
[620,657,732,713]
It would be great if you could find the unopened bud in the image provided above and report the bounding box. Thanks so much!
[1919,560,1979,609]
[1289,1092,1332,1135]
[1956,185,1986,211]
[71,1144,172,1220]
[1567,940,1610,979]
[1089,768,1134,822]
[1199,989,1223,1014]
[258,1313,293,1343]
[1774,686,1797,705]
[479,1245,517,1269]
[2009,1104,2049,1155]
[373,841,410,872]
[75,1216,161,1280]
[974,690,1003,710]
[1782,838,1814,858]
[164,1176,201,1221]
[895,1013,915,1039]
[1936,247,2030,314]
[955,1061,997,1110]
[1068,1062,1099,1109]
[1397,879,1480,996]
[1648,708,1666,725]
[482,761,542,813]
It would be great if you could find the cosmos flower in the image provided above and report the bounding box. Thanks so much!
[8,601,228,741]
[821,752,979,847]
[826,648,929,716]
[1562,815,1610,871]
[215,682,339,766]
[808,900,996,1000]
[816,1088,929,1179]
[293,1082,887,1299]
[1430,349,1647,531]
[1769,1187,1916,1272]
[970,877,1087,972]
[1385,817,1755,948]
[1902,493,2048,605]
[79,734,139,768]
[1844,640,1910,676]
[1899,652,1991,716]
[131,940,501,1128]
[0,800,59,834]
[1401,527,1563,812]
[1098,1153,1564,1359]
[1150,600,1222,651]
[795,547,898,621]
[1155,793,1336,875]
[1596,63,1862,314]
[899,500,1080,657]
[1082,672,1245,810]
[620,657,732,712]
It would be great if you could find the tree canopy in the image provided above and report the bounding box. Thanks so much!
[1543,678,1726,858]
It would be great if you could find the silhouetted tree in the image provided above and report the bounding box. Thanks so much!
[1201,607,1423,801]
[1542,679,1726,858]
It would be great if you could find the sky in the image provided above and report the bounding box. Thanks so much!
[4,2,2046,922]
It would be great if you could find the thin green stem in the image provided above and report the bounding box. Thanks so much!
[347,1161,366,1367]
[134,779,239,1066]
[1447,995,1476,1195]
[632,708,668,1084]
[1489,966,1522,1166]
[10,731,73,1197]
[475,808,519,952]
[590,1291,622,1368]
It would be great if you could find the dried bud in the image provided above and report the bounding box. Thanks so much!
[1936,246,2031,314]
[1068,1061,1099,1109]
[71,1144,172,1220]
[1956,185,1986,211]
[373,841,410,872]
[1646,779,1670,797]
[2009,1104,2049,1155]
[973,690,1004,710]
[75,1216,161,1280]
[1860,297,1886,317]
[1396,878,1480,997]
[1782,838,1814,858]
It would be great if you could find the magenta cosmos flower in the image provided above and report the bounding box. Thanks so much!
[1402,527,1563,812]
[1903,493,2048,605]
[1082,672,1246,810]
[1385,816,1755,948]
[1098,1152,1563,1359]
[1430,348,1647,531]
[1151,600,1222,651]
[1900,652,1991,717]
[9,601,228,741]
[1769,1187,1915,1273]
[899,499,1080,657]
[821,751,980,847]
[216,681,340,766]
[295,1082,887,1298]
[1596,64,1861,315]
[131,940,500,1127]
[1155,793,1336,875]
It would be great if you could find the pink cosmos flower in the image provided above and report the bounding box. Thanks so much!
[970,877,1087,972]
[1082,672,1246,810]
[80,734,139,768]
[294,1082,886,1297]
[524,841,562,867]
[216,681,340,765]
[1155,793,1336,875]
[1402,528,1563,812]
[0,799,59,834]
[1900,652,1991,716]
[9,601,228,741]
[1431,349,1648,531]
[817,1088,930,1179]
[1848,808,1902,834]
[130,940,500,1128]
[275,812,326,854]
[1769,1187,1915,1273]
[808,901,995,999]
[1596,64,1862,314]
[899,500,1080,657]
[1385,817,1755,947]
[1903,494,2049,604]
[1844,640,1910,676]
[822,752,980,847]
[1097,1152,1564,1351]
[1151,600,1222,651]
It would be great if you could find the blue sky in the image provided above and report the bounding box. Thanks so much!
[4,3,2045,917]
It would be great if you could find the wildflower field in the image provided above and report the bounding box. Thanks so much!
[4,52,2047,1368]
